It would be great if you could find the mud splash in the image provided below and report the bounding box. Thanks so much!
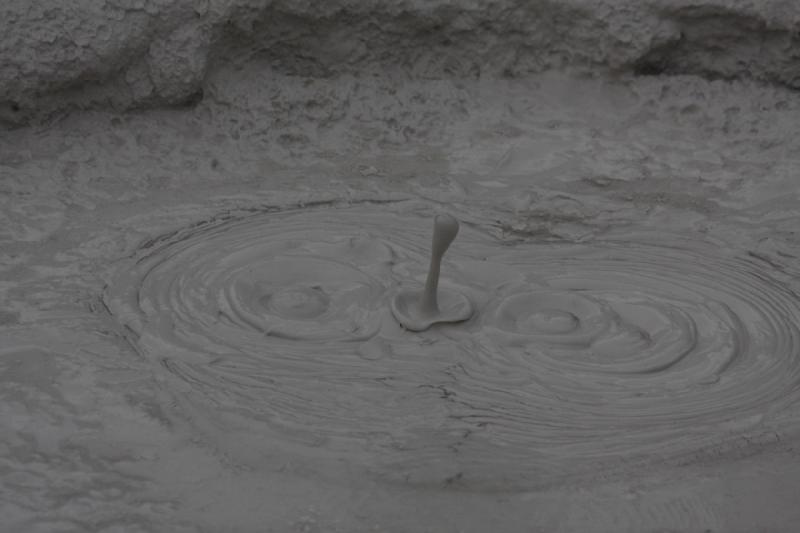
[101,203,800,489]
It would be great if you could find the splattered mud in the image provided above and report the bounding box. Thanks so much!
[3,72,800,532]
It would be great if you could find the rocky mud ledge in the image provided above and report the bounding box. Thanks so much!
[2,0,800,123]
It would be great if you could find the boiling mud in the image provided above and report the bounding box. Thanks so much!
[103,204,800,488]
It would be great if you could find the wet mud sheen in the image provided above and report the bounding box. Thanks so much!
[103,205,800,489]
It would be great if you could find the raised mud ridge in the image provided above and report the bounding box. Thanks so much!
[2,0,800,122]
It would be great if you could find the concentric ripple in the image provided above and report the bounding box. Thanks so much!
[429,241,800,483]
[104,206,480,455]
[104,205,800,488]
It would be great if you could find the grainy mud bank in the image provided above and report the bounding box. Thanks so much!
[3,1,800,532]
[3,0,800,122]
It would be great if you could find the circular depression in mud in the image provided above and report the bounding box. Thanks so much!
[104,205,800,488]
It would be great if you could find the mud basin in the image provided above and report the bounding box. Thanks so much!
[3,2,800,531]
[99,204,800,491]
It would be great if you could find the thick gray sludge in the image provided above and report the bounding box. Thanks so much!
[103,205,800,489]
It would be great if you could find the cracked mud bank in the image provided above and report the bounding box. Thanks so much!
[3,1,800,532]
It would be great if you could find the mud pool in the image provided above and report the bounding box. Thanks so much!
[102,203,800,491]
[4,39,800,533]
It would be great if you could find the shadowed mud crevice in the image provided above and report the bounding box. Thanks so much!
[633,6,800,88]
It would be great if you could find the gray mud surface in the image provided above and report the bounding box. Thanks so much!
[3,2,800,532]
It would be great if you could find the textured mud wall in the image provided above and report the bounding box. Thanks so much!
[1,0,799,122]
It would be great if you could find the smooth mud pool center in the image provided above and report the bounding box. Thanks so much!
[2,1,800,532]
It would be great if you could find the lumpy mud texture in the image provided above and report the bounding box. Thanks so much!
[103,205,800,490]
[4,0,800,123]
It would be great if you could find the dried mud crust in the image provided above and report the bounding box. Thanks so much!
[2,0,800,123]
